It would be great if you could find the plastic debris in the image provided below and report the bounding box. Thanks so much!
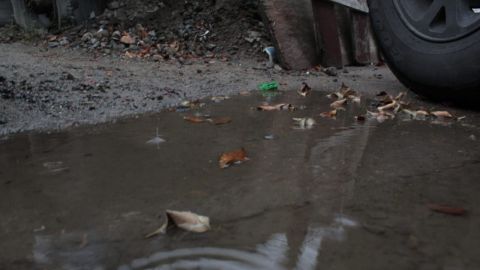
[258,81,279,92]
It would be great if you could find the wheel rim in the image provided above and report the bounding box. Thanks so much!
[393,0,480,42]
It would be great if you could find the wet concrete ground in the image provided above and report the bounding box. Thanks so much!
[1,90,480,270]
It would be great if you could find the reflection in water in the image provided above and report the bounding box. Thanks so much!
[34,232,105,270]
[116,216,358,270]
[30,216,358,270]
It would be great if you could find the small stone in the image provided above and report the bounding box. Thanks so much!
[470,134,477,141]
[206,43,216,51]
[96,28,109,38]
[108,1,120,9]
[152,54,163,61]
[323,67,338,76]
[81,32,93,42]
[59,37,69,46]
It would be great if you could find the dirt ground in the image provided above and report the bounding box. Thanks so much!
[0,42,401,136]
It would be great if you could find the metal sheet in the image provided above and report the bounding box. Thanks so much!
[327,0,369,13]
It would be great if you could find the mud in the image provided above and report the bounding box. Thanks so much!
[0,43,397,136]
[1,89,480,270]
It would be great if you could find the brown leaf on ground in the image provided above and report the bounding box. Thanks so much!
[394,92,407,101]
[330,99,347,109]
[428,204,466,216]
[320,110,337,118]
[339,83,356,97]
[120,33,135,45]
[326,83,356,100]
[431,111,453,118]
[378,101,397,111]
[145,210,210,238]
[208,117,232,125]
[184,115,206,123]
[219,148,248,168]
[125,51,136,58]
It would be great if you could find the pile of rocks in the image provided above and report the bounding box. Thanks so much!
[46,0,270,63]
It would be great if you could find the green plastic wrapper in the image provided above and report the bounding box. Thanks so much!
[258,81,279,91]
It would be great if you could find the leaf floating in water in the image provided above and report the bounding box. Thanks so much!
[320,110,337,119]
[211,96,230,103]
[207,117,232,125]
[184,115,207,123]
[297,82,312,97]
[293,118,316,129]
[145,210,210,238]
[428,204,466,216]
[330,98,347,109]
[327,83,359,101]
[257,103,296,111]
[219,148,248,168]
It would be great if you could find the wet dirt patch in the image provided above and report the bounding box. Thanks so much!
[1,91,480,270]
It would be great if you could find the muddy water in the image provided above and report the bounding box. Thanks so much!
[1,91,480,270]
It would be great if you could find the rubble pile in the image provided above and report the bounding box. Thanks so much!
[46,0,270,62]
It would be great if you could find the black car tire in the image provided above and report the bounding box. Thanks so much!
[368,0,480,103]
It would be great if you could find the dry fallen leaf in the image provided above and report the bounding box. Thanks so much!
[367,111,395,123]
[208,117,232,125]
[184,115,207,123]
[431,111,453,118]
[211,96,230,102]
[219,148,248,168]
[257,103,295,111]
[298,82,312,97]
[378,101,397,111]
[320,110,337,118]
[125,51,136,58]
[339,83,356,97]
[326,83,356,100]
[330,98,347,109]
[145,210,210,238]
[428,204,466,216]
[293,118,316,129]
[120,33,135,45]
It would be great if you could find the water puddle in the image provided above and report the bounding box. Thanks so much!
[1,90,480,269]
